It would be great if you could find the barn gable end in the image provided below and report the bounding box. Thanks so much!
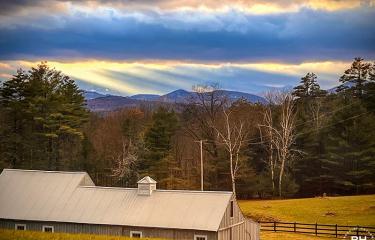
[218,196,260,240]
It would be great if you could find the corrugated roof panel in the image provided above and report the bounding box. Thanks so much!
[0,169,232,231]
[0,169,89,221]
[47,174,84,220]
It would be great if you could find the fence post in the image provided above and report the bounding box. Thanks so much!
[356,226,359,237]
[315,223,318,236]
[294,222,296,233]
[335,224,337,238]
[274,222,276,232]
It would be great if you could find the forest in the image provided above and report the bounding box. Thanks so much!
[0,58,374,199]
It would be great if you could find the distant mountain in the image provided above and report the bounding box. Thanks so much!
[129,94,161,101]
[159,89,192,102]
[83,91,107,100]
[328,81,356,93]
[86,96,140,112]
[84,89,266,112]
[215,90,266,103]
[158,89,265,103]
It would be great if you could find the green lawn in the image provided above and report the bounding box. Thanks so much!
[239,194,375,227]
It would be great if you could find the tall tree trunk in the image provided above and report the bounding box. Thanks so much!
[230,153,236,196]
[279,156,286,197]
[270,157,275,195]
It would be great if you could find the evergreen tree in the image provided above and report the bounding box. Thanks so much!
[142,107,178,185]
[293,73,326,99]
[293,73,328,196]
[0,62,88,170]
[323,99,375,194]
[0,70,30,168]
[363,82,375,111]
[295,123,327,196]
[337,57,371,98]
[363,62,375,111]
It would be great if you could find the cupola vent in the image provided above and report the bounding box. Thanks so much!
[137,176,157,196]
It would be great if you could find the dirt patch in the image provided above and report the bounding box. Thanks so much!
[324,211,336,216]
[245,213,280,222]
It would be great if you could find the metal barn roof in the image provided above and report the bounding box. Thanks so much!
[0,169,233,231]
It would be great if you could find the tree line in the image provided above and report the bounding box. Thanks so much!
[0,58,374,198]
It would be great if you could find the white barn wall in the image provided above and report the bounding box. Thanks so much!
[218,195,260,240]
[0,219,218,240]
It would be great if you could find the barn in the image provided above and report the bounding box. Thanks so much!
[0,169,259,240]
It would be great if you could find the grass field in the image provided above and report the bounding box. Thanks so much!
[0,229,335,240]
[260,232,336,240]
[239,194,375,227]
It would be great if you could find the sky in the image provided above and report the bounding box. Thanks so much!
[0,0,374,96]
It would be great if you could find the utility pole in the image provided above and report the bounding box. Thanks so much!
[195,140,206,191]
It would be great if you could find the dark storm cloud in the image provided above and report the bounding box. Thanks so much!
[0,6,374,62]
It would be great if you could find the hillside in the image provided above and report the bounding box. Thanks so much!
[85,89,266,111]
[159,89,266,103]
[86,95,141,112]
[129,94,160,101]
[83,91,107,100]
[239,195,375,227]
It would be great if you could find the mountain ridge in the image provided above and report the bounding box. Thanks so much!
[84,89,266,111]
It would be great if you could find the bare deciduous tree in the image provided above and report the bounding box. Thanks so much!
[184,83,227,158]
[111,138,138,179]
[259,105,277,195]
[309,97,324,131]
[88,109,144,181]
[213,107,248,196]
[259,91,297,197]
[181,83,228,189]
[276,93,296,197]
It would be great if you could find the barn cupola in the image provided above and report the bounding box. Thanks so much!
[137,176,157,196]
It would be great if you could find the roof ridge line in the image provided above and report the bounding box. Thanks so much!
[79,186,137,190]
[155,189,233,194]
[3,168,87,174]
[78,185,232,194]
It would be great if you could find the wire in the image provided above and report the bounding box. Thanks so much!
[205,110,372,146]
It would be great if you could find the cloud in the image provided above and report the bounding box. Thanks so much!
[0,1,372,95]
[0,60,351,95]
[0,0,371,16]
[0,6,374,63]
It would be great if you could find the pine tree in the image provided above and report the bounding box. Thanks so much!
[293,73,328,196]
[0,62,88,170]
[293,73,325,99]
[337,57,371,98]
[362,62,375,111]
[323,99,375,194]
[0,70,30,168]
[142,107,179,184]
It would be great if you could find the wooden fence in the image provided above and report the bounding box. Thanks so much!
[259,221,375,238]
